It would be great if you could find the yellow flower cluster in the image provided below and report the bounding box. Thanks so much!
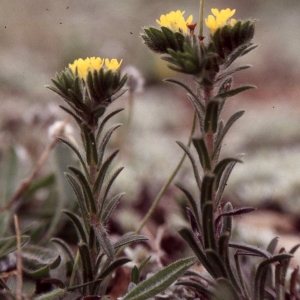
[205,8,236,34]
[69,57,123,80]
[156,10,193,34]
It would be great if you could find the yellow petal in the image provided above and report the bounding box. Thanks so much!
[105,58,123,70]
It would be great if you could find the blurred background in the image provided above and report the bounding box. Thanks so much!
[1,0,300,253]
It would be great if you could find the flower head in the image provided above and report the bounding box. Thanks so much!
[69,57,104,80]
[69,57,122,80]
[205,8,236,34]
[156,10,193,34]
[105,58,123,70]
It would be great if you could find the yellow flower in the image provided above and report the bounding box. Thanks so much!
[156,10,193,33]
[69,57,122,80]
[205,8,237,34]
[69,57,104,80]
[105,58,123,70]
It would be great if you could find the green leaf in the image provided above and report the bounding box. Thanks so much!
[51,237,75,264]
[113,232,148,252]
[201,174,215,210]
[216,85,256,98]
[68,166,97,214]
[202,201,216,250]
[217,65,251,82]
[175,183,200,229]
[98,167,124,219]
[78,242,93,287]
[59,137,89,180]
[96,108,123,142]
[192,136,211,172]
[161,26,178,50]
[0,235,30,258]
[97,125,121,167]
[102,192,125,224]
[254,253,293,300]
[64,173,90,231]
[178,228,216,277]
[41,278,66,289]
[213,110,245,160]
[205,249,228,278]
[215,155,243,207]
[63,210,88,243]
[22,245,61,278]
[138,256,151,273]
[164,78,205,114]
[96,257,131,282]
[212,278,240,300]
[131,266,140,284]
[229,242,271,259]
[81,124,96,166]
[213,158,242,190]
[218,232,241,292]
[93,224,114,261]
[92,105,106,118]
[93,150,119,197]
[33,288,67,300]
[266,236,279,255]
[176,141,202,191]
[204,99,221,133]
[123,256,197,300]
[59,105,82,126]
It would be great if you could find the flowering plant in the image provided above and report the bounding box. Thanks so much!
[0,2,298,300]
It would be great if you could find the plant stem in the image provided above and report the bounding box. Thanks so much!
[136,111,197,234]
[199,0,205,37]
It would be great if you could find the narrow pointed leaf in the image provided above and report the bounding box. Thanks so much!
[96,108,124,142]
[164,78,205,113]
[175,183,200,228]
[201,174,215,209]
[69,166,97,214]
[102,193,125,223]
[93,150,119,196]
[204,99,221,133]
[178,228,217,277]
[97,125,121,167]
[213,110,245,160]
[93,224,114,261]
[63,210,88,243]
[216,85,256,99]
[176,141,202,191]
[192,136,211,171]
[59,137,89,179]
[213,158,242,190]
[123,256,197,300]
[51,237,75,264]
[254,253,293,300]
[203,202,216,250]
[78,242,93,285]
[229,242,272,259]
[64,173,90,231]
[33,288,67,300]
[113,232,148,251]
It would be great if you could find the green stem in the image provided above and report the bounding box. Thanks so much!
[199,0,205,37]
[136,111,197,234]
